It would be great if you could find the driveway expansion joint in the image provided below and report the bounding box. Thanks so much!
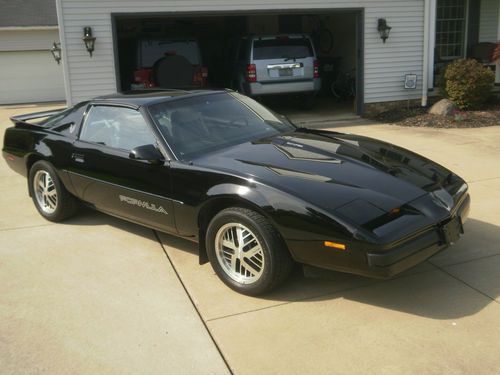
[153,230,234,375]
[429,261,499,305]
[0,223,54,232]
[206,267,438,322]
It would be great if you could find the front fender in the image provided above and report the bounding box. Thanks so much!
[204,181,357,242]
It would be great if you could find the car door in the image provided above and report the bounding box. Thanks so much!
[67,104,177,234]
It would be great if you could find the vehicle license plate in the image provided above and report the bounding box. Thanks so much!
[441,217,463,245]
[279,68,293,77]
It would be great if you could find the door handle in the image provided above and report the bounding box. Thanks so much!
[71,153,85,163]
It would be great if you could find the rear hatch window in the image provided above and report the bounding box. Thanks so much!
[139,40,200,68]
[252,38,314,60]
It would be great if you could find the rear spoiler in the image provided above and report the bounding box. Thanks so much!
[10,108,66,128]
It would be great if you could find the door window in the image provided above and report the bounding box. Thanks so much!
[80,106,156,150]
[436,0,467,60]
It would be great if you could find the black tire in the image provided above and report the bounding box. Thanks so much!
[153,55,194,88]
[206,207,293,295]
[28,160,79,222]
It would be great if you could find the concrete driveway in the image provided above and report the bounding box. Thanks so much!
[1,103,500,374]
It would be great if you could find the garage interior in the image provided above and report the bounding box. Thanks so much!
[113,11,362,119]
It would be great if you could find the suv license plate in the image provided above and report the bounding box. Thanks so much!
[279,68,293,77]
[441,217,463,245]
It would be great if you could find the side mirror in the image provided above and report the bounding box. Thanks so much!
[129,144,164,165]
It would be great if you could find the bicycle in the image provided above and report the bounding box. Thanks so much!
[308,15,334,55]
[331,69,356,101]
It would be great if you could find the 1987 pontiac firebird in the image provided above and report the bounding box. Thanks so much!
[2,90,470,295]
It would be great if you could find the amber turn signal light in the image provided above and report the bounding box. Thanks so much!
[324,241,347,251]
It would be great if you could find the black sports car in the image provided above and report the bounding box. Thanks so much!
[2,90,469,295]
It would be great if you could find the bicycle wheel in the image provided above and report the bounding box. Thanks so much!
[319,28,334,54]
[330,75,345,100]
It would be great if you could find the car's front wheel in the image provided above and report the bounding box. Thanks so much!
[206,207,293,295]
[28,160,79,222]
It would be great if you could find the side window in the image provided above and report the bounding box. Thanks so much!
[80,106,156,150]
[46,102,87,137]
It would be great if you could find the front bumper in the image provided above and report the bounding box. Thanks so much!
[286,193,470,279]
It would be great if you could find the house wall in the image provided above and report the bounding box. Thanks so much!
[478,0,499,42]
[57,0,425,107]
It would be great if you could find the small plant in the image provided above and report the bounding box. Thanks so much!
[452,108,467,122]
[442,59,495,110]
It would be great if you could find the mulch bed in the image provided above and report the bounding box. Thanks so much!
[371,100,500,128]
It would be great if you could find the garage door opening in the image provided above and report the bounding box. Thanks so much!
[112,10,363,119]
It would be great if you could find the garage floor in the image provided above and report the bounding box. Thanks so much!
[265,97,358,125]
[1,104,500,374]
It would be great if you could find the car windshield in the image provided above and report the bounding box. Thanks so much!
[148,92,296,160]
[252,38,314,60]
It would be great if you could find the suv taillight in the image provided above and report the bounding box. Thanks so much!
[313,60,319,78]
[193,66,209,87]
[246,64,257,82]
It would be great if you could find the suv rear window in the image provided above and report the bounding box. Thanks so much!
[252,38,314,60]
[139,40,201,68]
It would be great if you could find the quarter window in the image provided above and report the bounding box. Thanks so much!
[80,106,156,150]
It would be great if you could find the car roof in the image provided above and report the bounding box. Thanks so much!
[247,34,311,41]
[92,89,228,109]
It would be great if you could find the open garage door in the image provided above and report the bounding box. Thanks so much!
[112,10,363,117]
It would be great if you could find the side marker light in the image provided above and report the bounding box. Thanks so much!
[324,241,346,251]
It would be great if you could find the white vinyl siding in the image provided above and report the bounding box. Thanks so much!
[478,0,499,42]
[57,0,425,106]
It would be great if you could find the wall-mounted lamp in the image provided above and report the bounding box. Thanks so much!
[50,42,61,64]
[377,18,392,43]
[82,27,96,57]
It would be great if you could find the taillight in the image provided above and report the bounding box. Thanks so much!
[246,64,257,82]
[193,66,209,87]
[133,69,154,88]
[313,60,319,78]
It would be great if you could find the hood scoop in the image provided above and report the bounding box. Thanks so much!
[271,138,343,164]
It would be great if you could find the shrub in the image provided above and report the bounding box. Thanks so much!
[441,59,495,110]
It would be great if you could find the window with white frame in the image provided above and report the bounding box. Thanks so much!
[436,0,468,60]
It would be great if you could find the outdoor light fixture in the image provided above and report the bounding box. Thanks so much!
[50,42,61,64]
[377,18,391,43]
[82,26,96,57]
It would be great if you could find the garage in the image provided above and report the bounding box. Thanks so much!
[112,11,363,116]
[0,48,65,104]
[57,1,428,117]
[0,0,65,105]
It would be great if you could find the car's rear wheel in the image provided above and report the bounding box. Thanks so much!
[29,160,79,222]
[206,207,293,295]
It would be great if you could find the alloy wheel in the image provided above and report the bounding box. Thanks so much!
[215,223,265,284]
[33,170,58,214]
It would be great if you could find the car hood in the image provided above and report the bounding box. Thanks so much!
[194,129,460,221]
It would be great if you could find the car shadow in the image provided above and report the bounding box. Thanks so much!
[63,210,499,320]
